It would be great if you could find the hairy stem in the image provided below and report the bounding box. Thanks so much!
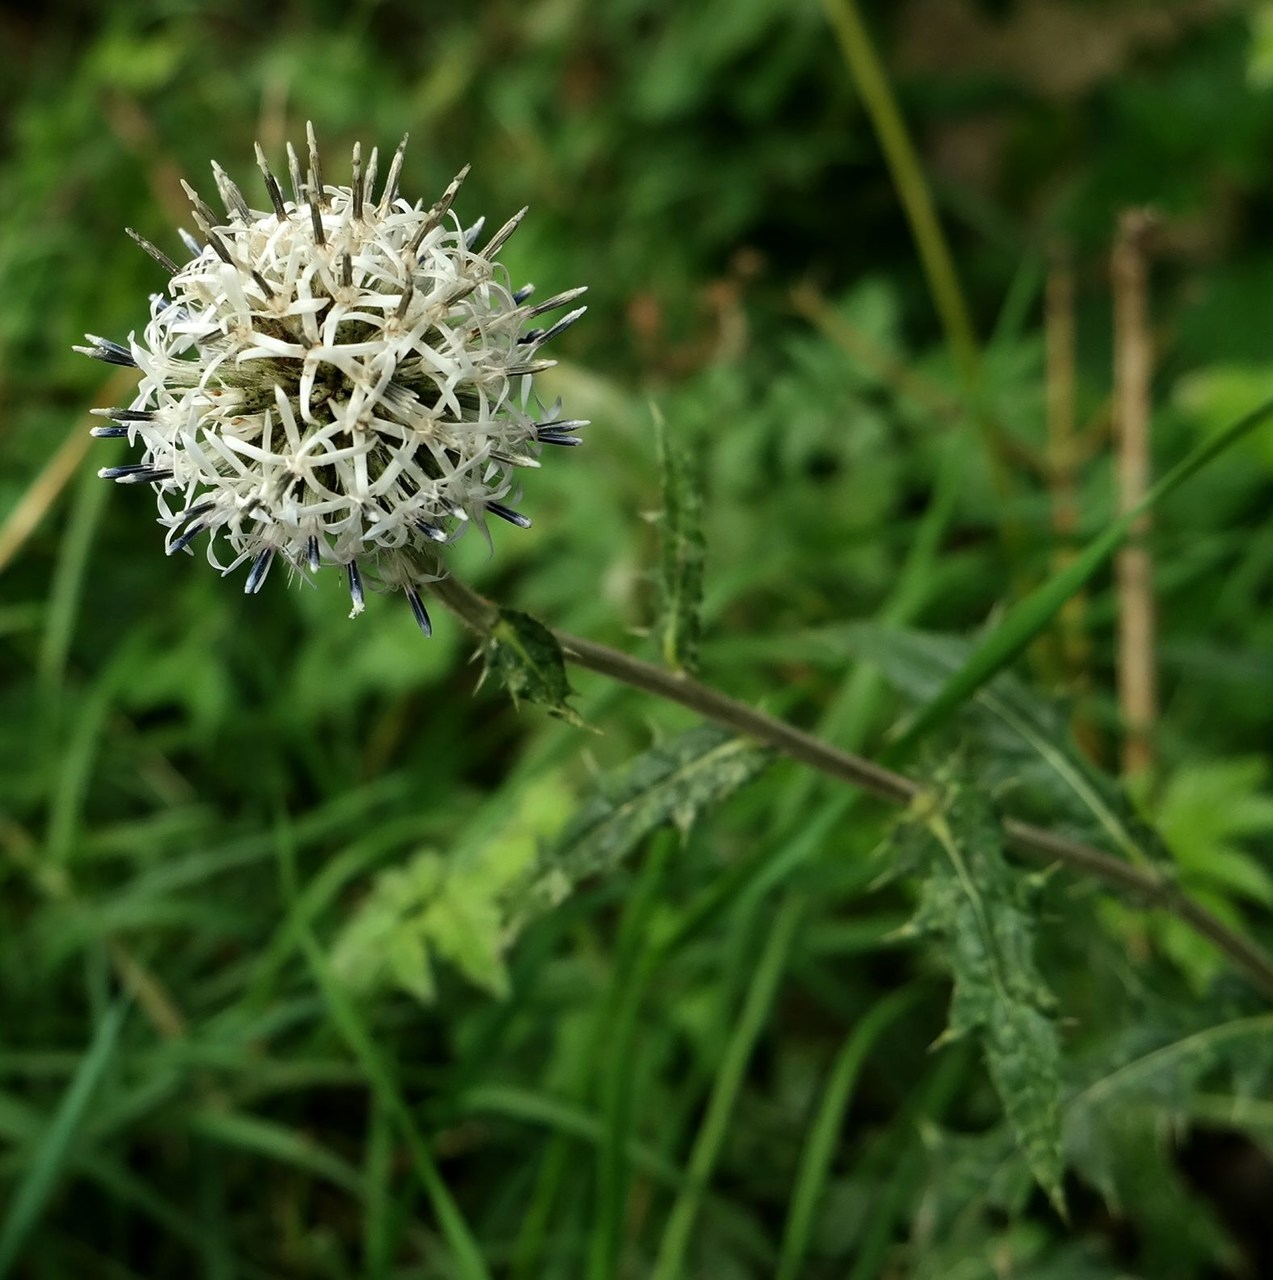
[426,570,1273,1003]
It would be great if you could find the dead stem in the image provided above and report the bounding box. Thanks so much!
[1045,240,1097,754]
[1113,210,1159,776]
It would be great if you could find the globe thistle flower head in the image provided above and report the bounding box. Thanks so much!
[77,125,587,634]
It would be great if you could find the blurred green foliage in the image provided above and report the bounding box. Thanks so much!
[5,1,1273,1276]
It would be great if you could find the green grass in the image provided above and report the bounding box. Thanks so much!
[4,2,1273,1277]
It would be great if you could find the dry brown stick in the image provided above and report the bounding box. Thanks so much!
[1113,211,1159,776]
[0,368,141,576]
[0,431,92,575]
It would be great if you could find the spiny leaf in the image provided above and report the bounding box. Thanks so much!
[484,608,584,725]
[654,402,705,675]
[903,775,1064,1213]
[1059,1015,1273,1274]
[510,724,772,930]
[1064,1008,1273,1208]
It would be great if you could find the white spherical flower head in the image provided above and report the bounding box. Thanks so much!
[77,125,587,635]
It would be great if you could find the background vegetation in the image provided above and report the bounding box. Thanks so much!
[4,0,1273,1276]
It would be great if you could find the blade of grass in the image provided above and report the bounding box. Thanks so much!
[44,635,147,866]
[0,1089,229,1264]
[195,1144,233,1280]
[650,895,803,1280]
[890,394,1273,758]
[510,1125,575,1280]
[846,1040,973,1280]
[513,837,679,1280]
[0,1000,128,1279]
[185,1107,365,1198]
[590,832,677,1280]
[458,1084,685,1189]
[275,817,492,1280]
[0,364,136,576]
[364,1094,396,1280]
[819,0,978,387]
[776,986,921,1280]
[820,0,1028,562]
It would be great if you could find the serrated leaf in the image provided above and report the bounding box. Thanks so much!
[484,608,584,725]
[1060,1014,1273,1274]
[905,777,1064,1213]
[654,403,705,675]
[509,724,772,929]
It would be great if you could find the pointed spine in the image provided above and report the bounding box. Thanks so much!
[487,501,532,529]
[351,141,364,221]
[306,121,326,209]
[211,161,251,222]
[255,143,289,219]
[405,585,433,637]
[126,228,179,275]
[74,335,136,367]
[378,134,409,212]
[244,548,275,594]
[408,165,470,253]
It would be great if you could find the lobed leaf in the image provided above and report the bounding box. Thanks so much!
[333,775,570,1002]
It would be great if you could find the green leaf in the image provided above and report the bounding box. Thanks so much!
[1249,4,1273,89]
[1155,758,1273,906]
[903,776,1064,1213]
[654,402,705,674]
[334,774,570,1002]
[484,608,583,725]
[1061,1015,1273,1274]
[510,724,772,930]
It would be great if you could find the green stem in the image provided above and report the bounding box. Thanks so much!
[819,0,1024,561]
[425,569,1273,1005]
[820,0,978,387]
